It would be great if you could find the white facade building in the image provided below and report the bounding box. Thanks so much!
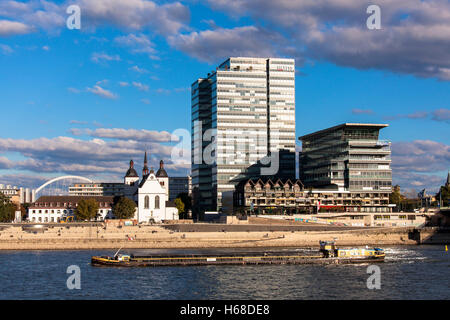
[192,57,296,212]
[130,153,178,223]
[27,196,114,222]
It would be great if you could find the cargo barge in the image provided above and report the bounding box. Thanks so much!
[91,241,385,267]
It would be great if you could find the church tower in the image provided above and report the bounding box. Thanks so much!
[124,160,139,186]
[156,160,169,198]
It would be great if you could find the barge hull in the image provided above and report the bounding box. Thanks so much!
[91,256,384,267]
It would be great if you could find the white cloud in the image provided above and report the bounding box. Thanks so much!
[129,65,148,73]
[91,52,121,64]
[132,81,149,91]
[431,108,450,122]
[0,156,14,169]
[114,33,157,58]
[71,128,178,142]
[86,85,118,99]
[76,0,190,35]
[201,0,450,81]
[168,26,281,63]
[0,131,189,184]
[391,139,450,191]
[0,0,189,36]
[0,19,33,36]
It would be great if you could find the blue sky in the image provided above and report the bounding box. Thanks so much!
[0,0,449,194]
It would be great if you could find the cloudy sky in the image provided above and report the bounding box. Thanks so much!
[0,0,449,194]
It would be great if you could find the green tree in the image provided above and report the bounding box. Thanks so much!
[113,197,136,219]
[389,185,404,211]
[437,185,450,206]
[75,198,99,221]
[175,192,192,218]
[0,193,16,222]
[174,198,185,217]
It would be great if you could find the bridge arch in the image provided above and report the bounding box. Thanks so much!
[35,175,93,195]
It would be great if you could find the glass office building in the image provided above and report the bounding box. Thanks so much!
[298,123,392,192]
[192,57,296,213]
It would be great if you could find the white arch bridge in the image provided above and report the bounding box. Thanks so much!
[35,175,93,197]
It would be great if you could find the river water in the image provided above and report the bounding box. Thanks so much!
[0,245,449,299]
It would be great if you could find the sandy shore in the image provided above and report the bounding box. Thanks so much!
[0,223,421,250]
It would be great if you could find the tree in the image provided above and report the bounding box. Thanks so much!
[75,198,99,221]
[174,198,185,217]
[437,185,450,207]
[175,192,192,218]
[389,185,404,211]
[113,197,136,219]
[0,193,16,222]
[20,203,31,221]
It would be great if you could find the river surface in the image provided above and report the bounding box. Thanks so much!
[0,245,449,299]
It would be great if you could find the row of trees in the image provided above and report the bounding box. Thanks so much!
[389,183,450,211]
[77,193,193,221]
[75,196,137,221]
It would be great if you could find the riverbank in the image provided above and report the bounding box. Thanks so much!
[0,223,428,250]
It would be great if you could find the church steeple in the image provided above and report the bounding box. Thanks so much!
[142,151,149,176]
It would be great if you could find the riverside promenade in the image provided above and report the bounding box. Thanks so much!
[0,219,420,250]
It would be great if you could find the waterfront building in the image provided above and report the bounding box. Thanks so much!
[169,176,192,200]
[28,195,114,222]
[298,123,392,193]
[192,57,296,213]
[234,177,391,214]
[233,178,415,226]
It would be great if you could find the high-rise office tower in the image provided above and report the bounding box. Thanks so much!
[191,57,296,214]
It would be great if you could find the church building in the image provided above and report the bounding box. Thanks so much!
[124,152,178,223]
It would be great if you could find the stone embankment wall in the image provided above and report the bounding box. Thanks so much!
[0,223,418,250]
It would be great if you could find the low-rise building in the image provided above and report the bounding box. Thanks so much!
[28,196,114,222]
[234,177,392,216]
[233,177,424,226]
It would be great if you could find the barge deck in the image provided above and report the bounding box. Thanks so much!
[91,250,384,267]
